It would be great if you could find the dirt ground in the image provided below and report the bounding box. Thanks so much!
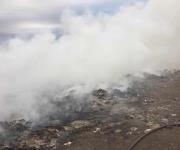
[1,71,180,150]
[62,72,180,150]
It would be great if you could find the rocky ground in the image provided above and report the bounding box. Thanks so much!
[0,71,180,150]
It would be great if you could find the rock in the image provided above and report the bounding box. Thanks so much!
[49,138,57,148]
[151,124,160,129]
[161,118,169,124]
[63,126,74,131]
[25,138,45,149]
[93,128,101,133]
[135,114,145,121]
[144,98,154,103]
[92,89,108,99]
[146,122,160,129]
[92,98,113,111]
[130,127,138,132]
[126,131,132,135]
[173,97,179,101]
[144,129,152,134]
[64,141,72,146]
[125,114,135,119]
[70,120,91,129]
[2,119,31,132]
[47,128,60,134]
[171,114,177,117]
[115,129,122,133]
[146,122,153,127]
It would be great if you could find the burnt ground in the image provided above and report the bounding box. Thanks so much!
[1,71,180,150]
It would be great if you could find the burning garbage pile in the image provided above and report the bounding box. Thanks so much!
[0,0,180,149]
[0,72,180,150]
[0,76,147,149]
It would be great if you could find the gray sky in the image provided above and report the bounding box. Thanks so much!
[0,0,140,37]
[0,0,109,34]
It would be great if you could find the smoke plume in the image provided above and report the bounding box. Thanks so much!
[0,0,180,121]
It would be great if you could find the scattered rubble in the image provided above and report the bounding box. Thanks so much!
[161,118,169,125]
[115,129,122,134]
[130,127,138,132]
[92,89,108,99]
[171,114,177,117]
[144,129,152,134]
[93,128,101,133]
[0,72,180,149]
[70,120,91,129]
[64,141,72,146]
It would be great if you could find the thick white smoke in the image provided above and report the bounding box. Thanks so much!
[0,0,180,121]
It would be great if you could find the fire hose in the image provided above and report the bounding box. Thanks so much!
[128,123,180,150]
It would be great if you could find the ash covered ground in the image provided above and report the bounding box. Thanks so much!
[1,71,180,150]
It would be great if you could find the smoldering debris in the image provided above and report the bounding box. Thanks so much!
[0,72,172,149]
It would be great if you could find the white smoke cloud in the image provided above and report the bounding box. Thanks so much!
[0,0,180,121]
